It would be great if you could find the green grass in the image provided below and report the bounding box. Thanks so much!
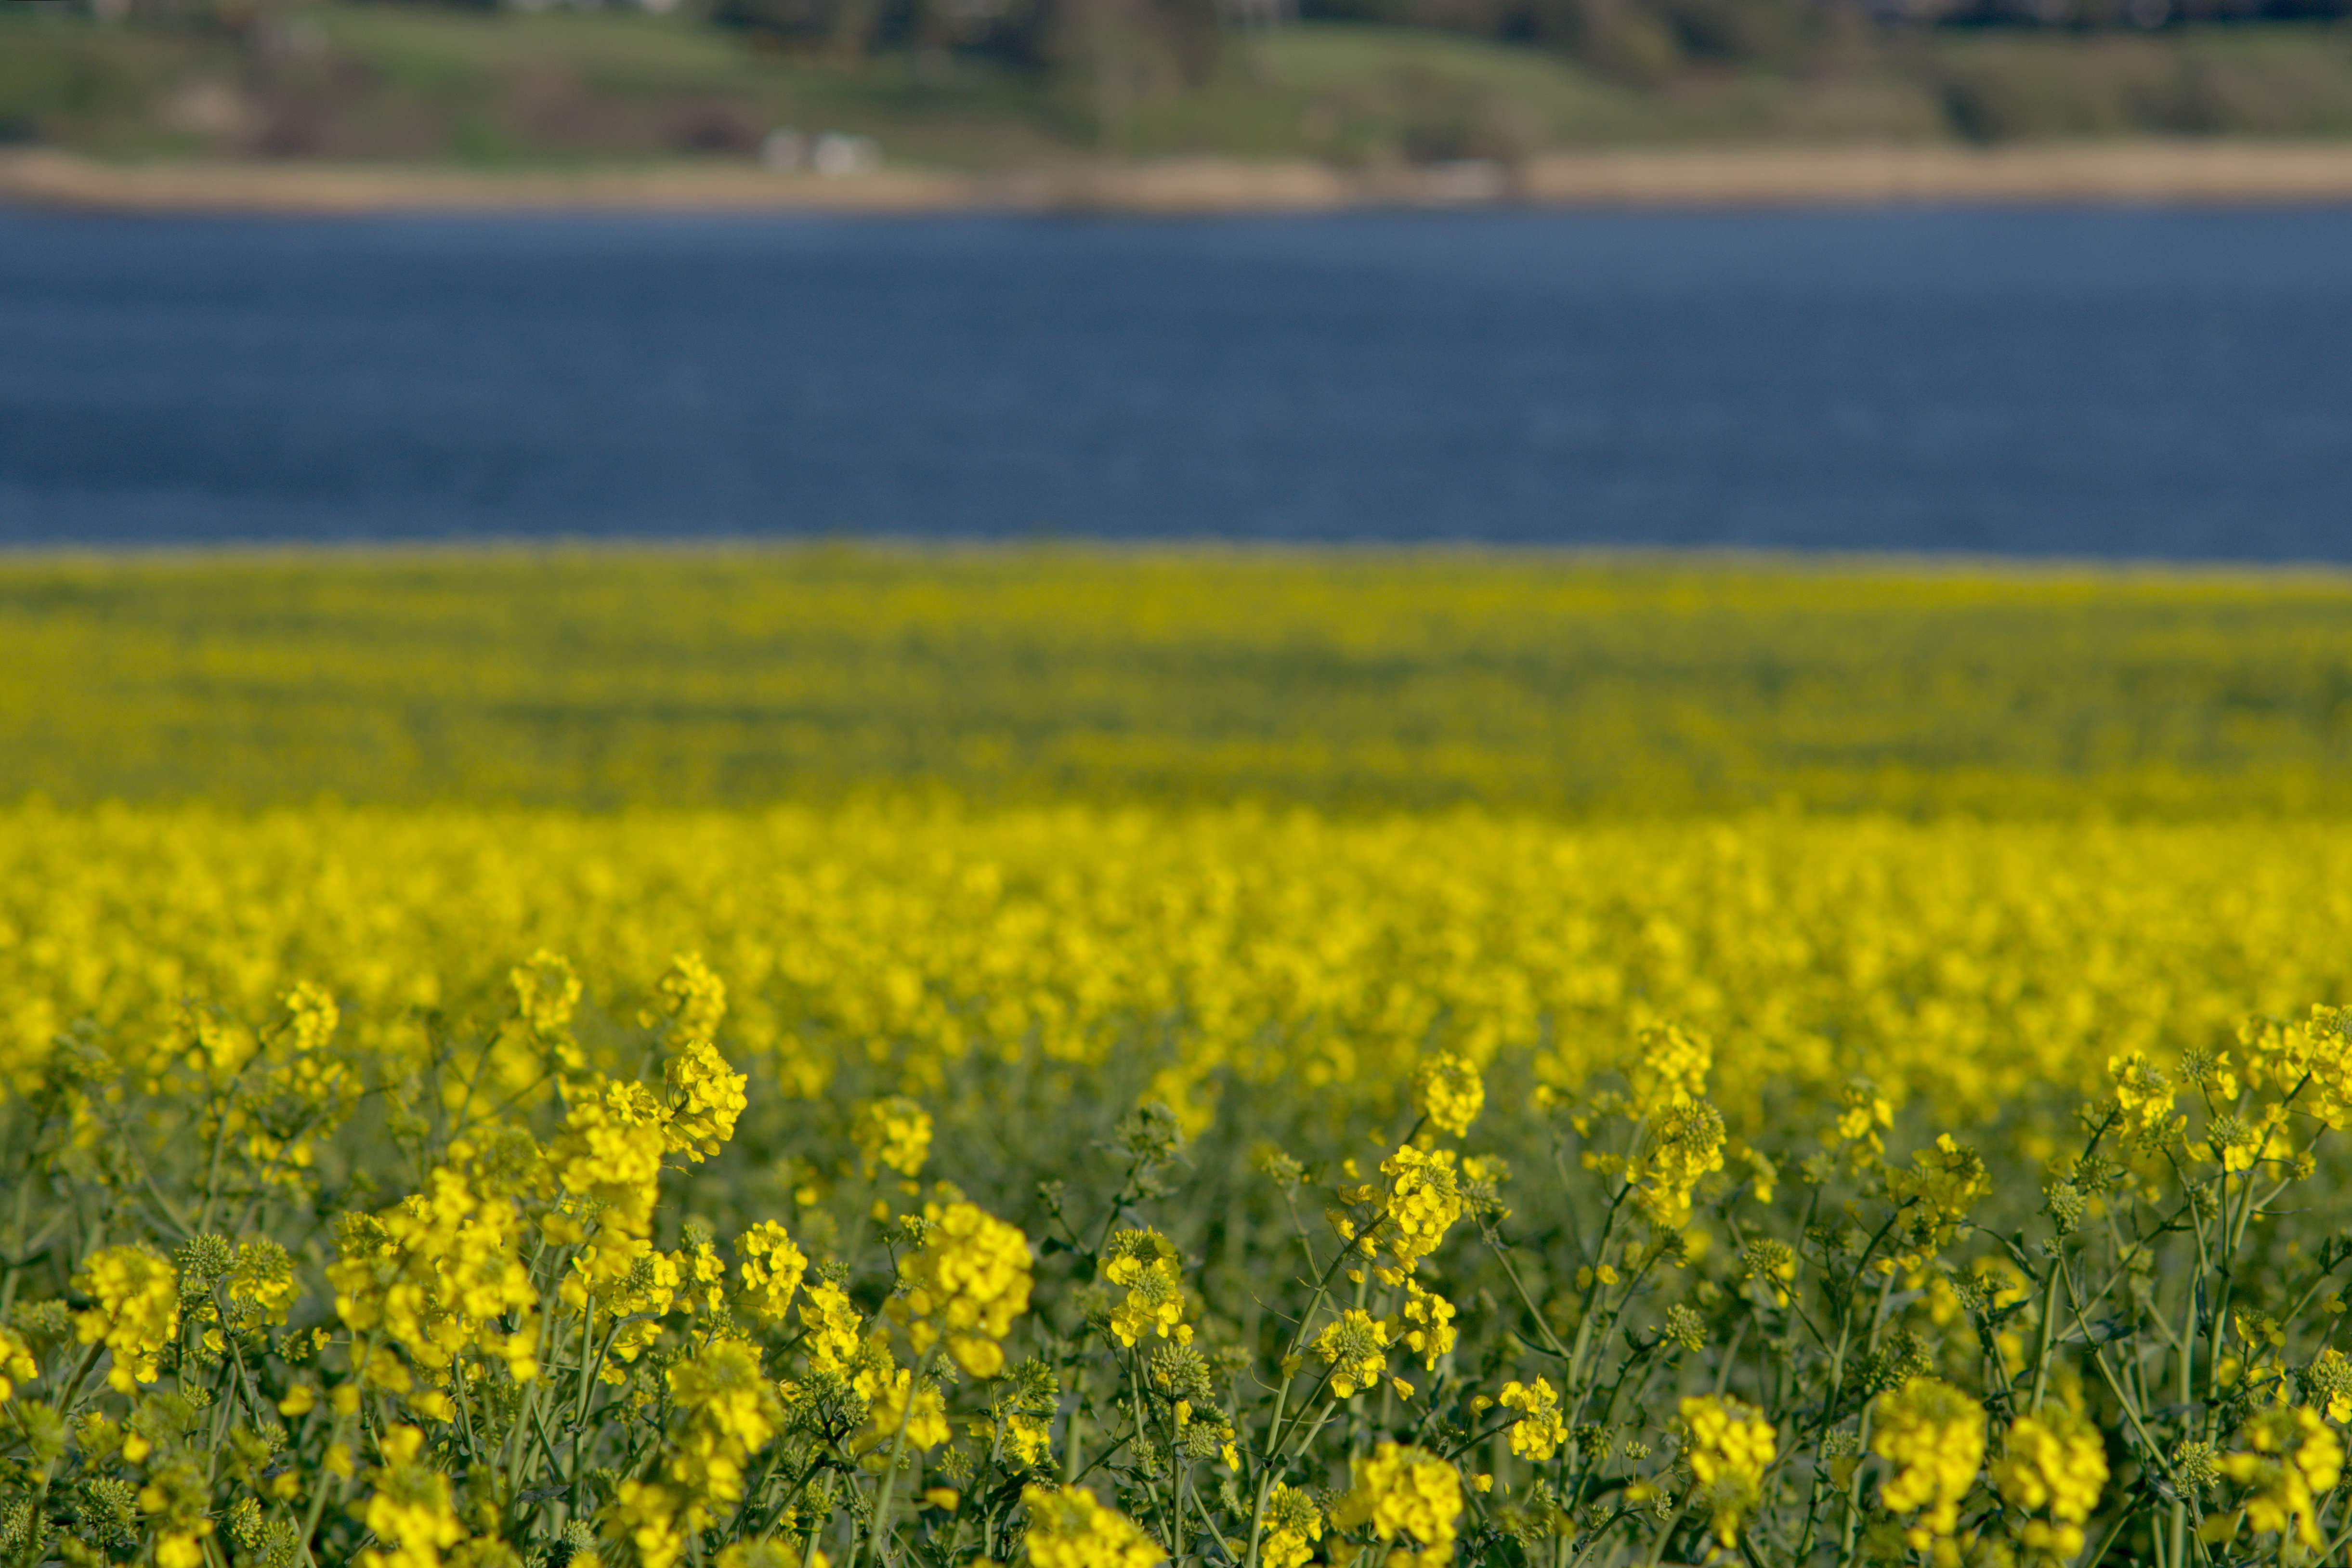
[5,545,2352,816]
[5,6,2352,167]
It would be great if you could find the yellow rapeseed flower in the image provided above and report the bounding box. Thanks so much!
[1103,1228,1189,1348]
[892,1201,1032,1378]
[1314,1309,1391,1399]
[73,1245,180,1393]
[1680,1394,1776,1548]
[1872,1376,1986,1545]
[1499,1378,1565,1461]
[1021,1485,1164,1568]
[1260,1483,1322,1568]
[1411,1054,1483,1139]
[1334,1442,1461,1568]
[0,1325,36,1402]
[1992,1405,2108,1564]
[854,1097,935,1179]
[735,1221,809,1326]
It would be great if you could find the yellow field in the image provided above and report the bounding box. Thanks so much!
[3,549,2350,1568]
[5,547,2351,814]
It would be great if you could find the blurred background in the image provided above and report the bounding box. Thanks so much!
[3,0,2351,557]
[7,0,2352,166]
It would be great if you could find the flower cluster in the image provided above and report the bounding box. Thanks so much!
[1499,1379,1564,1461]
[2210,1405,2343,1557]
[854,1097,935,1179]
[736,1220,810,1325]
[1990,1406,2107,1564]
[1334,1443,1463,1568]
[1020,1485,1165,1568]
[1412,1054,1485,1139]
[1679,1394,1774,1548]
[1260,1484,1322,1568]
[1101,1228,1189,1347]
[892,1200,1033,1378]
[73,1246,181,1392]
[1371,1146,1464,1278]
[355,1425,467,1568]
[329,1157,539,1386]
[1872,1377,1987,1548]
[1312,1309,1393,1400]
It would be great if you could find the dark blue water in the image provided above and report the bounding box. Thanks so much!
[2,205,2348,557]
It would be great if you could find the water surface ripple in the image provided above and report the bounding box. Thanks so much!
[2,205,2347,557]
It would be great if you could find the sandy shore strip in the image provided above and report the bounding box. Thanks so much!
[4,141,2352,216]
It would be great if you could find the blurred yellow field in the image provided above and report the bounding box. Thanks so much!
[5,546,2351,814]
[4,549,2351,1568]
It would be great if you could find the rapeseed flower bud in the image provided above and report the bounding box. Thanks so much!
[1741,1238,1796,1307]
[1411,1054,1483,1139]
[1334,1442,1461,1568]
[1630,1097,1725,1232]
[1314,1309,1390,1398]
[2301,1346,2352,1422]
[1260,1483,1322,1568]
[73,1245,180,1392]
[1499,1378,1565,1461]
[1872,1376,1986,1544]
[2108,1053,2174,1131]
[1885,1136,1992,1227]
[1020,1484,1164,1568]
[1102,1228,1189,1347]
[1680,1394,1775,1547]
[892,1201,1032,1378]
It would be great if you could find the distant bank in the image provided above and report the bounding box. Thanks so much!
[6,142,2352,215]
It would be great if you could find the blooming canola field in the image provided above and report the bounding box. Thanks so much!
[3,549,2352,1568]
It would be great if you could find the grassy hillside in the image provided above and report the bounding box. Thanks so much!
[4,4,2352,167]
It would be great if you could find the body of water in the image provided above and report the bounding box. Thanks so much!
[2,204,2347,557]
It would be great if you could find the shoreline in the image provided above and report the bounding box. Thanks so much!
[5,140,2352,215]
[2,536,2349,584]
